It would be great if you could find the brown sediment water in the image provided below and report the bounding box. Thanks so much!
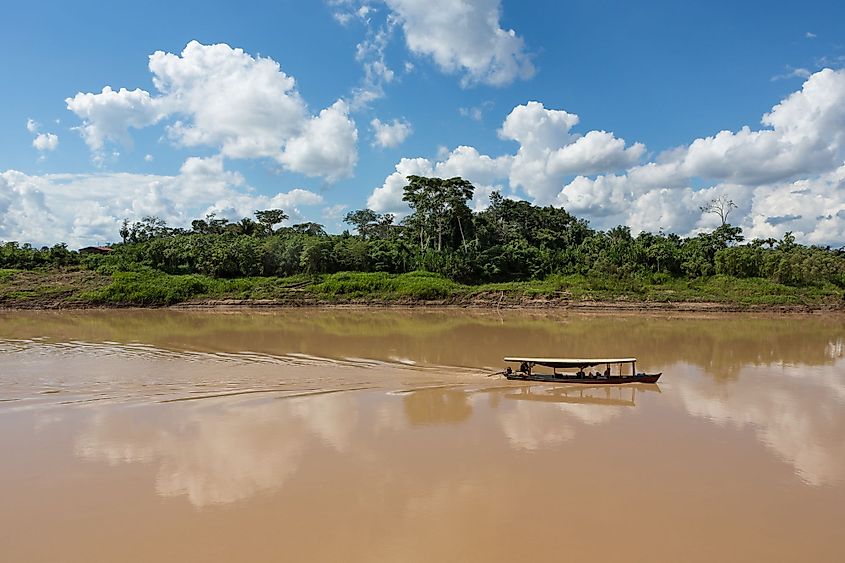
[0,309,843,562]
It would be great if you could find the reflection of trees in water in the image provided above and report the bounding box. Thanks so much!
[2,310,843,379]
[402,388,473,425]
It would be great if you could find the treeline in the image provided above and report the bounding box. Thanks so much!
[2,176,844,288]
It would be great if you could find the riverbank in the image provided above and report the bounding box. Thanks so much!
[2,268,843,312]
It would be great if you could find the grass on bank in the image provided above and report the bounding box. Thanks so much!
[2,267,843,307]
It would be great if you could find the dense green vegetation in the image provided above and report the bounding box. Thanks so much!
[1,176,844,307]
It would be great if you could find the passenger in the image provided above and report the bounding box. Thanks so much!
[604,366,611,378]
[588,371,594,378]
[576,370,585,379]
[520,362,529,374]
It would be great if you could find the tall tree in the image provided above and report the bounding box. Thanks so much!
[402,176,476,252]
[291,222,327,237]
[443,177,474,250]
[254,209,288,235]
[344,209,379,238]
[700,196,737,226]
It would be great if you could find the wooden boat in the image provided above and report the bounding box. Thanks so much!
[502,357,661,384]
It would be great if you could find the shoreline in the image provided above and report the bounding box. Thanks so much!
[2,295,843,314]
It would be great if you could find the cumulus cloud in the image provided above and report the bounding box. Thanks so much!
[66,87,162,152]
[500,101,645,203]
[0,157,323,247]
[368,69,845,245]
[384,0,534,86]
[25,119,60,152]
[550,68,845,241]
[367,101,642,214]
[32,133,59,152]
[371,117,413,148]
[65,41,358,181]
[331,0,533,88]
[278,100,358,182]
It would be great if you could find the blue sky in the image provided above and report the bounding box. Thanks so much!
[2,0,845,246]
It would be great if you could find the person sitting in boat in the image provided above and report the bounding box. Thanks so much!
[519,362,530,375]
[603,366,611,378]
[588,371,594,378]
[576,369,585,379]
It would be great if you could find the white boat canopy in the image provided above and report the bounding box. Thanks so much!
[504,357,636,368]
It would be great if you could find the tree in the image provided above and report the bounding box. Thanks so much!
[700,196,738,226]
[291,222,327,237]
[191,213,229,235]
[234,218,258,236]
[344,209,397,239]
[344,209,378,238]
[254,209,288,235]
[119,219,130,244]
[127,216,170,242]
[402,175,435,251]
[443,177,474,251]
[300,238,333,276]
[402,175,476,252]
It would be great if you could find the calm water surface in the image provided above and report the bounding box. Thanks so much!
[1,309,843,562]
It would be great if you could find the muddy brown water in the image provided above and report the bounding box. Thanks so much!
[1,309,843,562]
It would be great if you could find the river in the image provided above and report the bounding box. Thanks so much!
[1,309,843,562]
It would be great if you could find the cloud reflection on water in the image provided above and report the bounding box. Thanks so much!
[675,357,845,486]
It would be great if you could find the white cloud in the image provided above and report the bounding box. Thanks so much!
[26,119,60,152]
[65,41,358,182]
[370,117,413,148]
[772,67,812,81]
[278,100,358,182]
[384,0,534,86]
[0,157,323,247]
[32,133,59,152]
[351,11,398,108]
[501,101,644,203]
[368,100,641,214]
[368,69,845,245]
[144,154,154,162]
[547,130,645,177]
[745,166,845,245]
[547,68,845,239]
[66,86,162,151]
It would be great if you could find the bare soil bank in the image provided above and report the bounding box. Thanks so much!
[2,294,841,314]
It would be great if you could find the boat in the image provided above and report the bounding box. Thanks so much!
[501,357,661,384]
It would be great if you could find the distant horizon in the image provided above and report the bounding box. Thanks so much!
[2,0,845,247]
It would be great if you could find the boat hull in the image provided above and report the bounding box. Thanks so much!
[504,373,662,384]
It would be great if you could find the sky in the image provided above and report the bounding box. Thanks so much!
[2,0,845,247]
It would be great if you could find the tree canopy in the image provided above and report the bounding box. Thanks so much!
[2,177,843,290]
